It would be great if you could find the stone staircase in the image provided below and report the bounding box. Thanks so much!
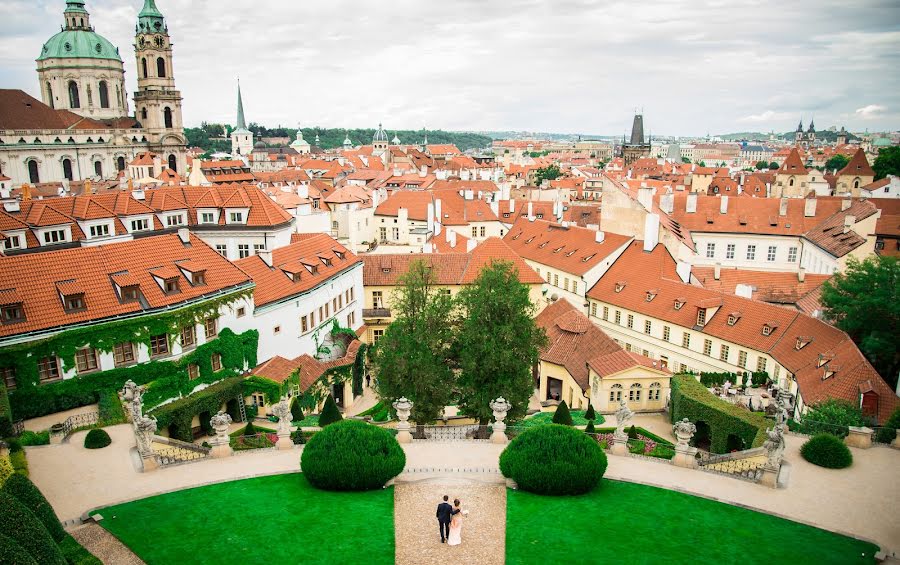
[150,435,210,466]
[698,447,767,480]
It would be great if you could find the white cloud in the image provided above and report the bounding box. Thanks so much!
[855,104,886,119]
[738,111,792,123]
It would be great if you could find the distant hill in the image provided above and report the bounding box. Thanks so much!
[717,132,769,141]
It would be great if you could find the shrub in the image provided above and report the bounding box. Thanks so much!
[97,391,126,427]
[801,434,853,469]
[585,420,596,434]
[300,420,405,491]
[499,424,607,495]
[794,399,868,438]
[584,404,596,421]
[876,407,900,443]
[1,474,66,542]
[149,377,245,442]
[552,400,573,426]
[59,535,102,565]
[0,533,38,565]
[83,429,111,449]
[242,420,256,436]
[10,451,28,477]
[318,395,343,427]
[627,425,638,440]
[0,456,13,486]
[628,440,646,454]
[290,397,305,422]
[0,492,66,564]
[17,431,50,447]
[648,444,676,460]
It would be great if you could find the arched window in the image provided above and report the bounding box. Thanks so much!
[79,17,83,27]
[62,158,73,181]
[609,383,623,403]
[98,81,109,108]
[649,382,661,401]
[117,156,126,171]
[68,81,80,108]
[164,107,173,128]
[46,82,54,109]
[156,57,166,78]
[168,154,177,172]
[853,178,860,189]
[141,58,148,79]
[94,161,102,178]
[789,177,795,187]
[141,107,147,120]
[629,383,642,402]
[27,160,39,184]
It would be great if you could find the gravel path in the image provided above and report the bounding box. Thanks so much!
[394,479,506,565]
[69,523,145,565]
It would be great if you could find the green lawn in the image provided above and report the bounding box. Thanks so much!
[506,480,878,565]
[517,410,605,428]
[97,474,394,565]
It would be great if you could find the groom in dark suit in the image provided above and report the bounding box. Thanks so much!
[436,495,453,543]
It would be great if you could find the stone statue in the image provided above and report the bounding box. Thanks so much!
[763,424,785,469]
[774,391,790,427]
[489,397,512,444]
[271,396,294,450]
[614,400,634,440]
[122,379,145,422]
[134,415,157,455]
[393,397,413,444]
[672,418,697,449]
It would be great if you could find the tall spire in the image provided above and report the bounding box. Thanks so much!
[629,114,645,145]
[235,80,249,132]
[137,0,165,32]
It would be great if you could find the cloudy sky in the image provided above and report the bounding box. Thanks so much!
[1,0,898,136]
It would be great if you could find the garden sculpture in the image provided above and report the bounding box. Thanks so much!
[614,399,634,440]
[393,397,413,443]
[134,415,157,455]
[489,397,512,444]
[763,424,785,469]
[672,418,697,449]
[210,411,233,445]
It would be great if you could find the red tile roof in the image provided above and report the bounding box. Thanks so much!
[692,267,830,305]
[837,148,874,178]
[249,340,361,391]
[778,148,808,176]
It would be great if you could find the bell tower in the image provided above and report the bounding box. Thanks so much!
[133,0,186,173]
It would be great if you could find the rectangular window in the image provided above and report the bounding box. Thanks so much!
[181,324,196,349]
[166,214,184,227]
[738,350,748,368]
[757,357,767,372]
[788,247,797,263]
[767,246,776,262]
[254,244,266,254]
[746,244,756,260]
[0,366,15,391]
[319,306,324,321]
[627,314,634,329]
[236,307,246,318]
[89,224,110,238]
[663,325,670,341]
[590,303,597,317]
[705,242,715,258]
[150,334,169,356]
[187,363,200,380]
[204,317,218,338]
[553,274,559,287]
[373,329,384,343]
[392,227,399,240]
[238,244,250,259]
[726,244,735,260]
[644,320,652,335]
[572,281,578,294]
[480,226,486,237]
[114,342,135,366]
[602,306,609,321]
[38,356,60,383]
[325,303,330,317]
[215,244,227,257]
[211,353,222,372]
[43,229,66,244]
[350,287,355,302]
[703,339,713,356]
[65,294,86,312]
[301,316,308,333]
[774,365,781,380]
[563,278,569,292]
[201,212,215,223]
[373,291,383,309]
[75,348,98,373]
[379,227,387,241]
[719,344,729,362]
[164,279,179,294]
[3,304,24,323]
[615,310,621,325]
[229,212,243,223]
[121,286,139,302]
[472,227,478,238]
[3,235,21,250]
[273,325,281,335]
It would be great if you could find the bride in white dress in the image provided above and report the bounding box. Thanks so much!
[447,499,464,546]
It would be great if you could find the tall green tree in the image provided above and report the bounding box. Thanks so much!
[534,164,562,185]
[768,161,779,170]
[455,261,547,424]
[373,260,455,424]
[821,255,899,388]
[824,154,850,172]
[873,146,900,180]
[754,161,768,170]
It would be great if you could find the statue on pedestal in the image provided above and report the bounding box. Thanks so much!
[489,397,511,444]
[614,400,634,441]
[271,396,294,450]
[393,397,413,443]
[672,418,696,449]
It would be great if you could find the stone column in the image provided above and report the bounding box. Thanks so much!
[209,411,233,458]
[271,396,293,451]
[671,418,698,469]
[844,426,873,449]
[393,397,413,444]
[489,397,511,444]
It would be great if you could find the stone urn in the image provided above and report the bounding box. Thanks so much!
[209,411,233,458]
[671,418,698,469]
[489,397,511,444]
[49,423,65,445]
[393,397,413,444]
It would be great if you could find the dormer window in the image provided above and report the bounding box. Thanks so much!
[525,237,535,244]
[89,223,111,238]
[566,250,577,257]
[166,214,185,227]
[229,212,244,223]
[512,233,521,240]
[727,312,741,326]
[200,212,215,224]
[381,267,390,274]
[822,364,839,380]
[191,271,206,285]
[645,290,657,302]
[795,336,812,350]
[121,285,140,302]
[762,324,773,336]
[553,246,564,253]
[64,293,86,312]
[164,279,180,294]
[320,256,333,267]
[817,354,833,368]
[1,302,24,324]
[582,254,596,263]
[674,298,685,310]
[696,308,707,327]
[334,249,345,260]
[615,281,626,293]
[538,241,548,248]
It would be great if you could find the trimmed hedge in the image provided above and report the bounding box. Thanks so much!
[0,382,13,438]
[876,407,900,443]
[0,491,66,565]
[149,376,244,442]
[59,535,102,565]
[84,429,111,449]
[0,456,13,486]
[17,431,50,446]
[97,391,126,427]
[552,400,573,426]
[318,395,343,427]
[290,396,305,422]
[670,374,769,453]
[1,474,65,542]
[0,533,38,565]
[585,420,595,434]
[801,434,853,469]
[500,424,607,495]
[584,404,596,421]
[300,420,405,491]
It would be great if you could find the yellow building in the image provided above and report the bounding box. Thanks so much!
[835,148,875,197]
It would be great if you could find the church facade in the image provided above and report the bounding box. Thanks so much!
[0,0,187,188]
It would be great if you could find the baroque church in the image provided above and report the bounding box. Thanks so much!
[0,0,187,188]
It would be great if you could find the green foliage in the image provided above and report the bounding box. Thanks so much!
[83,428,111,449]
[768,161,779,169]
[373,259,456,424]
[648,444,676,460]
[456,261,546,424]
[59,535,102,565]
[0,456,13,486]
[697,371,767,388]
[873,146,900,180]
[500,424,607,495]
[0,491,66,564]
[628,440,646,454]
[585,420,596,434]
[670,374,769,453]
[552,400,573,426]
[242,420,256,436]
[534,164,562,185]
[97,391,126,427]
[300,420,405,491]
[754,161,769,170]
[824,154,850,172]
[794,399,868,438]
[240,126,492,152]
[229,424,274,438]
[8,327,257,421]
[876,407,900,443]
[10,450,28,477]
[584,404,596,421]
[149,377,244,442]
[290,396,305,422]
[318,395,343,427]
[516,410,605,429]
[821,255,899,390]
[627,425,638,440]
[241,375,285,407]
[352,343,366,396]
[0,382,12,437]
[801,434,853,469]
[0,533,38,565]
[1,474,65,542]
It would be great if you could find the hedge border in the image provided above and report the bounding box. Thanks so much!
[149,376,245,442]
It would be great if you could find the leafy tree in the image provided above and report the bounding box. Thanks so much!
[455,261,547,424]
[697,160,707,167]
[534,164,562,185]
[768,161,779,169]
[873,146,900,180]
[755,161,769,170]
[584,404,596,421]
[681,157,691,164]
[318,395,343,427]
[373,260,456,424]
[552,400,574,426]
[824,154,850,172]
[821,255,899,388]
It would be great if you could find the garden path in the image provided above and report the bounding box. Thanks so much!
[23,404,99,432]
[394,479,506,565]
[69,523,144,565]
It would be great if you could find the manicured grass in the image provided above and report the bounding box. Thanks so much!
[97,474,394,565]
[506,480,878,565]
[517,410,605,428]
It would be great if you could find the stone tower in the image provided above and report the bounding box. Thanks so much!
[231,81,253,157]
[133,0,186,173]
[622,113,651,167]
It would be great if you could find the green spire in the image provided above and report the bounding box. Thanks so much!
[65,0,88,14]
[234,81,249,133]
[139,0,164,18]
[137,0,165,32]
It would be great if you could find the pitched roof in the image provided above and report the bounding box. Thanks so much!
[0,89,112,131]
[249,340,361,390]
[836,148,875,178]
[692,267,831,305]
[778,148,809,176]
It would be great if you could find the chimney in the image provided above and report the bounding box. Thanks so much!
[595,230,605,243]
[85,179,93,195]
[427,202,435,233]
[419,165,427,178]
[527,202,534,220]
[798,267,806,283]
[177,227,190,244]
[720,195,728,214]
[257,250,273,267]
[637,187,653,211]
[804,197,817,217]
[660,193,674,215]
[779,198,788,216]
[735,284,753,298]
[466,238,477,252]
[686,192,697,213]
[464,189,474,201]
[714,263,721,280]
[843,215,855,233]
[508,198,515,213]
[297,184,309,199]
[643,213,660,252]
[22,184,32,201]
[841,199,851,211]
[449,230,457,248]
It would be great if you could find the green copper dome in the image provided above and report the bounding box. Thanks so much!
[37,29,122,62]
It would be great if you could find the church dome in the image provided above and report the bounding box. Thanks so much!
[37,29,121,62]
[373,122,388,143]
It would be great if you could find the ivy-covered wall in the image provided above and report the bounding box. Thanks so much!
[0,383,12,437]
[241,374,297,405]
[8,328,258,421]
[150,376,245,442]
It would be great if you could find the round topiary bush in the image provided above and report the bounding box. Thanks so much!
[83,428,111,449]
[301,420,405,491]
[500,424,607,495]
[1,474,66,542]
[801,434,853,469]
[0,492,66,565]
[552,400,573,426]
[0,532,38,565]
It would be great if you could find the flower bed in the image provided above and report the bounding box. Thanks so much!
[516,410,606,429]
[591,428,675,460]
[229,433,278,451]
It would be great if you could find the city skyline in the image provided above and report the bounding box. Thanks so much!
[0,0,898,136]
